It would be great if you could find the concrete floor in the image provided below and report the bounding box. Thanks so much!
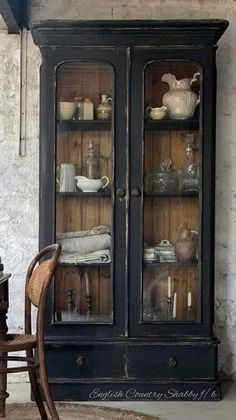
[7,381,235,420]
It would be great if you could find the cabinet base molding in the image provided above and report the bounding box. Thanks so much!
[44,341,219,401]
[47,380,221,402]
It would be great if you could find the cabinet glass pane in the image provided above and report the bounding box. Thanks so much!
[55,62,114,324]
[143,61,201,323]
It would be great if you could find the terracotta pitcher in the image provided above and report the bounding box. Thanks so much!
[174,227,198,262]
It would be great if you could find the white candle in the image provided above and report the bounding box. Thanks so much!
[188,291,192,307]
[168,276,171,298]
[173,292,177,319]
[85,272,89,296]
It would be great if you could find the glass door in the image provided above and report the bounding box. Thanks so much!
[129,48,214,336]
[143,61,201,324]
[51,48,128,336]
[55,61,114,324]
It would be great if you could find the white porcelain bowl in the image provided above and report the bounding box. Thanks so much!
[75,176,109,192]
[58,101,76,120]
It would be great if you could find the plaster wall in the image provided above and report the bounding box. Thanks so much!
[0,0,236,381]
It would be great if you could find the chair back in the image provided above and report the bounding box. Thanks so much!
[25,244,61,335]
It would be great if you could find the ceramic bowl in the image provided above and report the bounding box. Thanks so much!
[75,176,109,192]
[58,102,77,120]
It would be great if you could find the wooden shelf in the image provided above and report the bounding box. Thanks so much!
[58,118,198,132]
[57,191,111,198]
[59,262,111,267]
[60,312,112,323]
[144,261,198,268]
[57,191,197,199]
[145,191,199,198]
[57,119,111,131]
[145,117,199,131]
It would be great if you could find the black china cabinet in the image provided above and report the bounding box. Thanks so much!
[31,20,228,401]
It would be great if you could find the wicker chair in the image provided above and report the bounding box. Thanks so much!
[0,244,61,420]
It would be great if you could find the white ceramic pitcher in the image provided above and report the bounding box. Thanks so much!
[57,163,76,192]
[161,72,200,119]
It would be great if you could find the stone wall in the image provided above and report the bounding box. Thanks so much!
[0,0,236,380]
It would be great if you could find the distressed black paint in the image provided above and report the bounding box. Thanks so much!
[31,20,228,401]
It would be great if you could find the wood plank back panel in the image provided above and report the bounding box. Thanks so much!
[54,63,114,324]
[143,59,201,323]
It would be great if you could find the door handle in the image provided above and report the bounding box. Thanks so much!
[117,188,126,198]
[131,188,141,197]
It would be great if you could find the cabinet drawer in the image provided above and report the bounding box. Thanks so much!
[127,344,217,380]
[46,344,125,379]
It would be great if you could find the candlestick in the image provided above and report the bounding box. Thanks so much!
[167,277,172,320]
[84,272,91,317]
[187,291,192,307]
[167,296,172,320]
[84,271,90,296]
[67,289,74,313]
[173,292,177,320]
[187,291,192,321]
[85,294,92,317]
[167,276,171,298]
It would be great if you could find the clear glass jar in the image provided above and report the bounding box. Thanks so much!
[150,158,178,193]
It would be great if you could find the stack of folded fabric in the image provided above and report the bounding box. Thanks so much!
[57,225,111,264]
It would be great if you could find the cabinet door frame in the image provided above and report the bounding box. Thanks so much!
[129,46,216,337]
[39,47,129,338]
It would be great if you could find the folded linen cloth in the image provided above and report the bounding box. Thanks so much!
[59,233,111,254]
[57,225,110,240]
[60,249,111,264]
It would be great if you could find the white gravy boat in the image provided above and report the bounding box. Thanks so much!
[75,175,109,192]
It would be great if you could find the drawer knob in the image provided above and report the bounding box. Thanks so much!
[168,357,177,367]
[76,356,86,368]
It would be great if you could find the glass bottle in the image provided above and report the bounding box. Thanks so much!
[74,96,84,120]
[179,143,199,192]
[84,140,100,179]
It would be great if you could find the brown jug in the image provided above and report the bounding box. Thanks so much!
[174,227,198,263]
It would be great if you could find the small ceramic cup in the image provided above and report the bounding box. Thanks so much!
[143,247,158,260]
